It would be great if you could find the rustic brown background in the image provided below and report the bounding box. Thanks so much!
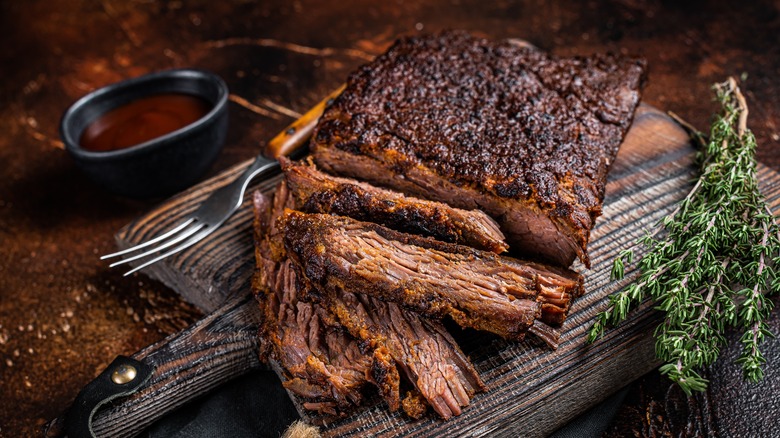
[1,0,778,436]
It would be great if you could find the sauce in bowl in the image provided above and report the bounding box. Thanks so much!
[80,93,212,152]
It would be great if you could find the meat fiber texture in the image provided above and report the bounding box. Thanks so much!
[253,188,385,417]
[254,179,579,420]
[311,30,646,267]
[281,210,583,341]
[323,287,485,419]
[253,183,486,420]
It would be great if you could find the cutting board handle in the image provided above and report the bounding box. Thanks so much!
[46,295,261,438]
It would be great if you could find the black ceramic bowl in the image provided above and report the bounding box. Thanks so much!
[61,69,228,198]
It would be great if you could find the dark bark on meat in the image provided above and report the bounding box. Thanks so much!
[282,157,508,253]
[311,31,646,267]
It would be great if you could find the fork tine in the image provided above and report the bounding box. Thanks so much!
[109,222,205,268]
[101,219,196,260]
[122,227,217,277]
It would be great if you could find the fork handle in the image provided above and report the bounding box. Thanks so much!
[196,86,345,216]
[264,84,345,158]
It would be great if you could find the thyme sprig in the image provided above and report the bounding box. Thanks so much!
[588,77,780,394]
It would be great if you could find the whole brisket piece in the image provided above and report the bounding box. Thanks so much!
[281,210,584,341]
[311,31,647,267]
[282,157,508,253]
[256,183,486,419]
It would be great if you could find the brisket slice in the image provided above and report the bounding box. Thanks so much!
[257,184,488,419]
[311,30,647,267]
[282,210,583,341]
[253,189,401,415]
[318,287,485,419]
[282,157,508,253]
[256,258,383,415]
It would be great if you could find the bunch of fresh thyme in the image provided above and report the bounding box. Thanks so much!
[588,77,780,394]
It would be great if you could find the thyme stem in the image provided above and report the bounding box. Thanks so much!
[589,77,780,393]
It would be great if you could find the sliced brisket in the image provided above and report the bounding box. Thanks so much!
[311,31,646,267]
[282,158,508,253]
[281,210,583,341]
[256,185,487,419]
[253,189,400,415]
[321,288,485,419]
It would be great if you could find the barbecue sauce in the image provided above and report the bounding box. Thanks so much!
[79,93,211,152]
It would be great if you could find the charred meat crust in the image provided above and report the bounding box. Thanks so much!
[281,210,583,341]
[312,147,585,267]
[311,30,646,267]
[251,30,635,420]
[282,157,508,253]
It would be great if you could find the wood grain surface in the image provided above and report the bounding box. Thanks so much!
[112,104,780,437]
[90,294,261,438]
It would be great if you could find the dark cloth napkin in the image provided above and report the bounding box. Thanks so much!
[141,371,299,438]
[140,370,628,438]
[141,293,780,437]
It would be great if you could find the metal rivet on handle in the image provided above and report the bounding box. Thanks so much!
[111,364,137,385]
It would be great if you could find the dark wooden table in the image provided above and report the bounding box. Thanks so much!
[1,1,779,436]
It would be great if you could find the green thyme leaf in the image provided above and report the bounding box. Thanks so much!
[589,77,780,392]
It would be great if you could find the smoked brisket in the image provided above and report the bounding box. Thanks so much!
[255,184,487,419]
[251,30,637,421]
[281,210,584,341]
[253,190,392,415]
[282,158,508,253]
[311,31,646,267]
[323,289,485,419]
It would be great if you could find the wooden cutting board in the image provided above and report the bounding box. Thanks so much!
[105,104,780,437]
